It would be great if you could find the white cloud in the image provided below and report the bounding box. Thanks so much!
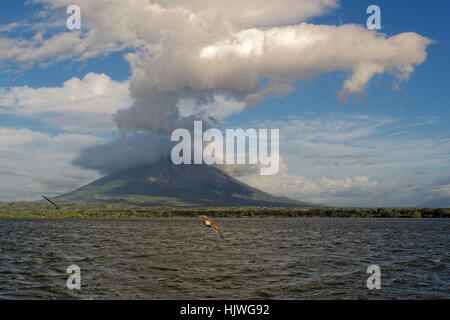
[220,114,450,206]
[241,171,381,206]
[156,0,338,28]
[0,1,432,135]
[0,1,439,205]
[0,73,132,132]
[177,95,246,122]
[0,22,22,33]
[0,127,102,201]
[429,184,450,198]
[115,23,431,134]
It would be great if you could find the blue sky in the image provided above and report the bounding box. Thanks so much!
[0,0,448,206]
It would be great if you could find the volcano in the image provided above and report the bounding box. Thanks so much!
[57,160,317,207]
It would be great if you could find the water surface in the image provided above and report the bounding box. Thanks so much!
[0,218,448,299]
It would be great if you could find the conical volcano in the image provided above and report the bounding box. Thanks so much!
[57,160,317,207]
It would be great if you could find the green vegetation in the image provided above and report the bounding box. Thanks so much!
[0,202,448,218]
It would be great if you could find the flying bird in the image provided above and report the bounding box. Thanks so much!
[199,215,224,239]
[43,195,60,209]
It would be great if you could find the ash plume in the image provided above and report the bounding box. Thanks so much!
[47,0,432,173]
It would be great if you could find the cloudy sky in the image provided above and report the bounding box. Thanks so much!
[0,0,449,206]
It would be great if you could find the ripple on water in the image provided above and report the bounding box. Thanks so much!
[0,218,448,299]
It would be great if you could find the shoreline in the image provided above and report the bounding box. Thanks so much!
[0,203,448,219]
[0,216,448,219]
[0,202,450,219]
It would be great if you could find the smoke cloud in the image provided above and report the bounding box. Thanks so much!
[72,133,172,174]
[12,0,431,172]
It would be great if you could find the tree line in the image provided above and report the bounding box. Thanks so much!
[0,202,448,218]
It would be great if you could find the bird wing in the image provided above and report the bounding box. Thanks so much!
[211,221,224,239]
[43,195,60,209]
[199,215,224,238]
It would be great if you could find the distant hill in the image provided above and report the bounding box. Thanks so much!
[417,197,450,209]
[57,160,319,207]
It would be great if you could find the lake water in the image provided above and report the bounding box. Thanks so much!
[0,218,448,299]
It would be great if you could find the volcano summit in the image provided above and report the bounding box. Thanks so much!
[57,160,317,207]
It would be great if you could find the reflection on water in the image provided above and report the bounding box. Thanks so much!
[0,218,448,299]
